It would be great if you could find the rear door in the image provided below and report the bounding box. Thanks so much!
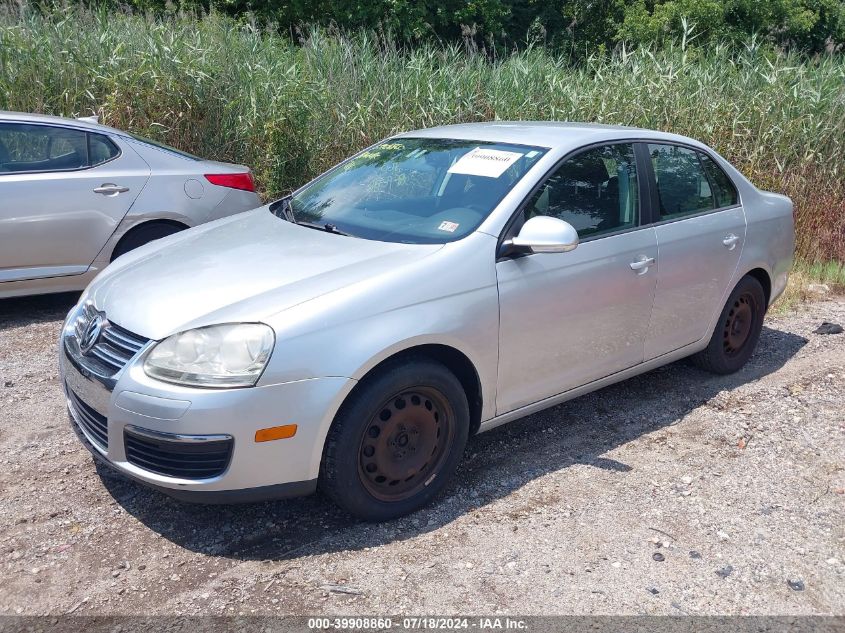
[0,122,150,283]
[641,143,746,359]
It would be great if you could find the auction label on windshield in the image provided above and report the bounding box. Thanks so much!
[448,147,524,178]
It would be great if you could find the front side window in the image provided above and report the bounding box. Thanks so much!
[649,144,718,219]
[286,138,547,244]
[0,123,88,173]
[521,143,639,239]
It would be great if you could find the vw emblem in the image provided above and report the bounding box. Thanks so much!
[79,314,104,354]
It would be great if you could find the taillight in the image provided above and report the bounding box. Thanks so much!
[204,172,255,192]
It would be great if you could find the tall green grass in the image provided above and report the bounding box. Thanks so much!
[1,3,844,261]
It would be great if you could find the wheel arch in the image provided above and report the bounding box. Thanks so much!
[109,218,191,262]
[743,266,773,307]
[348,343,484,437]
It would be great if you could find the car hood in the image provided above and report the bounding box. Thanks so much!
[88,208,443,339]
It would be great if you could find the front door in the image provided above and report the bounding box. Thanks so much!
[642,143,746,359]
[496,142,658,415]
[0,122,150,283]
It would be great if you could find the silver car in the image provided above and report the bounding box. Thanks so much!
[0,112,261,298]
[59,122,794,520]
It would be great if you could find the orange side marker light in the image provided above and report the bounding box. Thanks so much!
[255,424,298,442]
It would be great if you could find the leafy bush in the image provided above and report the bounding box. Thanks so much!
[115,0,845,55]
[618,0,845,54]
[1,3,843,261]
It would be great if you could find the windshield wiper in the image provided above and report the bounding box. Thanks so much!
[270,196,355,237]
[269,196,295,223]
[296,221,355,237]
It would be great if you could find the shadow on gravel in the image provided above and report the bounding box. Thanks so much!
[98,324,807,561]
[0,292,79,330]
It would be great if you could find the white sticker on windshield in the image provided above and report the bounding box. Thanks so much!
[438,221,459,233]
[447,147,524,178]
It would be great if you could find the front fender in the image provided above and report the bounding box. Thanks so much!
[258,232,501,423]
[261,285,499,415]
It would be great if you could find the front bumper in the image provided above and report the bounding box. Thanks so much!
[59,311,354,503]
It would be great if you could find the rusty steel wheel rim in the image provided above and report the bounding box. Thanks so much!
[723,291,756,358]
[358,387,454,502]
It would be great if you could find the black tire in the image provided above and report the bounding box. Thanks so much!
[111,222,185,261]
[691,275,766,374]
[319,358,470,521]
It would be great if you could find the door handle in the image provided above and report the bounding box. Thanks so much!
[629,256,655,274]
[93,183,129,196]
[722,234,740,250]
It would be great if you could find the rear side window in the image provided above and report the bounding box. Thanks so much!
[648,143,715,219]
[698,152,738,208]
[0,123,88,173]
[88,133,120,166]
[0,123,120,173]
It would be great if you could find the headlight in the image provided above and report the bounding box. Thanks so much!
[144,323,275,388]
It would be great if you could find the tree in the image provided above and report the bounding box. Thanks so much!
[617,0,845,53]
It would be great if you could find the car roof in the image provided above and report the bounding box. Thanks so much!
[0,110,129,137]
[396,121,707,152]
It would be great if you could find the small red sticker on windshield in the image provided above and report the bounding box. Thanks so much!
[438,221,459,233]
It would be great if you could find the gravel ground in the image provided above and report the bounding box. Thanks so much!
[0,292,843,616]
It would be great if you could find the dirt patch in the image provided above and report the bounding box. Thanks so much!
[0,293,843,615]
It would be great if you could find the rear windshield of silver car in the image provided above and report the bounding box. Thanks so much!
[285,138,548,244]
[129,134,201,160]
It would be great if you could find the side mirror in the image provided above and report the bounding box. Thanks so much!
[507,216,579,255]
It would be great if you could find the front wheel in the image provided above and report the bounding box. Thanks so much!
[319,358,470,521]
[691,275,766,374]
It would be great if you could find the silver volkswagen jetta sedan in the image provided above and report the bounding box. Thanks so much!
[59,122,794,520]
[0,112,261,298]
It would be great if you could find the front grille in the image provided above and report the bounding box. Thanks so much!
[74,304,149,376]
[68,388,108,450]
[90,322,148,373]
[124,428,233,480]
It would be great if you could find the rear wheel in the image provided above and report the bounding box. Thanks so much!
[111,222,185,261]
[692,275,766,374]
[320,358,469,521]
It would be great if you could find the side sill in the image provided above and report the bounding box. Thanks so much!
[479,339,706,434]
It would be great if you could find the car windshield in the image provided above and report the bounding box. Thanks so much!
[284,138,547,244]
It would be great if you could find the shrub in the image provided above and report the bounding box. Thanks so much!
[1,3,843,260]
